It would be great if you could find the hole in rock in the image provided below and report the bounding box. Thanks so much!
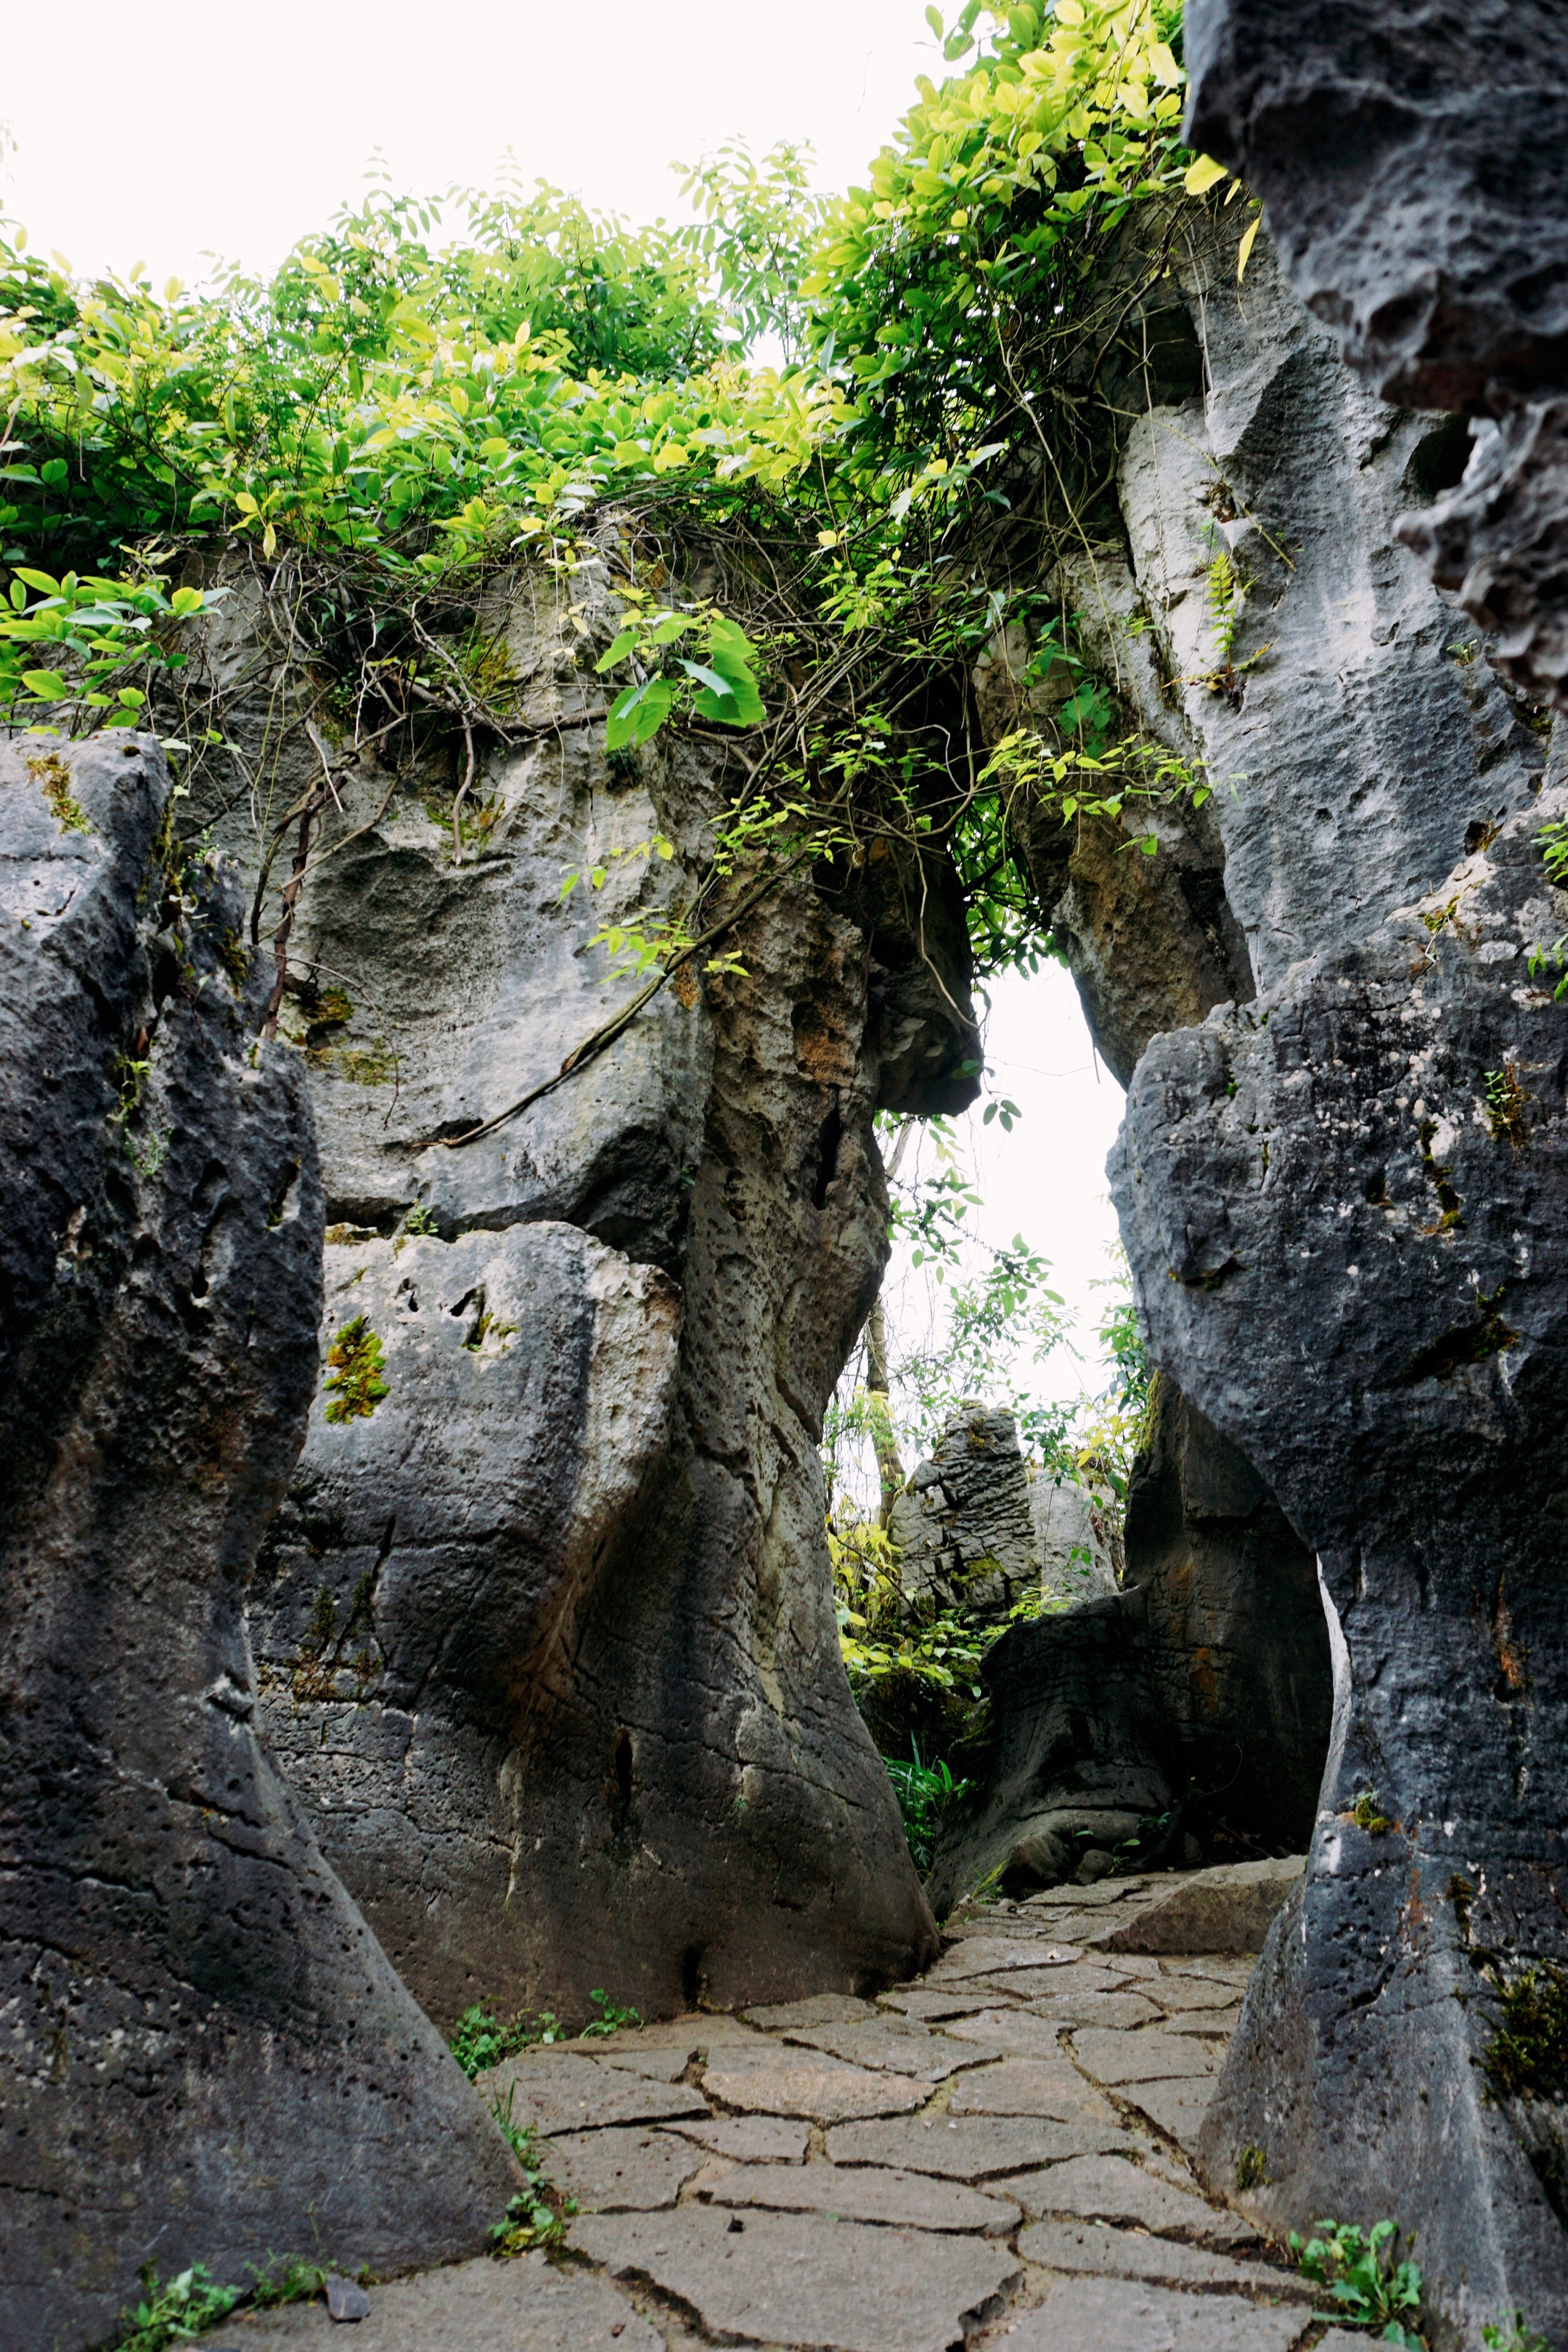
[680,1944,704,2007]
[812,1098,844,1210]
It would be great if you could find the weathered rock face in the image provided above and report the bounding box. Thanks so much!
[1114,769,1568,2343]
[0,737,515,2352]
[1122,1379,1331,1855]
[229,550,971,2025]
[1029,1471,1119,1608]
[924,1593,1172,1918]
[1094,207,1568,2343]
[890,1406,1094,1621]
[1183,0,1568,708]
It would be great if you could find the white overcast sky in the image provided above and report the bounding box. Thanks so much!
[1,0,936,287]
[1,0,1127,1419]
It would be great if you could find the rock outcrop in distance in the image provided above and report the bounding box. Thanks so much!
[206,542,978,2027]
[0,736,517,2352]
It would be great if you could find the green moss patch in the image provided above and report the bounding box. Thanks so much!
[322,1315,388,1424]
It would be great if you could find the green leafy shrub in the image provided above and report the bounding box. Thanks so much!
[449,2001,564,2081]
[1289,2218,1424,2345]
[113,2265,238,2351]
[884,1736,975,1875]
[581,1990,640,2037]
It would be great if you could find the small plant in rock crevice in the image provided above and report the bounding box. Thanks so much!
[111,2263,239,2351]
[1235,2144,1267,2192]
[1484,2313,1551,2352]
[322,1314,389,1422]
[1482,1961,1568,2104]
[1351,1788,1392,1836]
[449,2002,565,2081]
[581,1989,641,2037]
[884,1736,974,1877]
[1289,2218,1424,2346]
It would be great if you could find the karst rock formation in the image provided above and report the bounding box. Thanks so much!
[1184,0,1568,711]
[1039,130,1567,2352]
[223,544,973,2029]
[0,738,518,2352]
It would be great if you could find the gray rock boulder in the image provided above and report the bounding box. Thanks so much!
[0,736,515,2352]
[888,1407,1048,1623]
[1111,770,1568,2339]
[1124,1379,1331,1854]
[229,550,967,2023]
[1030,1472,1119,1607]
[1183,0,1568,706]
[925,1593,1174,1918]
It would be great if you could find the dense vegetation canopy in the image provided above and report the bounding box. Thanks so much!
[1,1,1209,1826]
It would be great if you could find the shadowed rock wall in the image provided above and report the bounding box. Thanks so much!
[1122,1378,1330,1855]
[0,737,515,2352]
[1090,201,1568,2342]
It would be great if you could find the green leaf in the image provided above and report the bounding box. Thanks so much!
[21,669,67,698]
[594,629,637,674]
[605,676,675,751]
[678,658,735,701]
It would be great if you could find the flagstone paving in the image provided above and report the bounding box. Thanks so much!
[221,1863,1326,2351]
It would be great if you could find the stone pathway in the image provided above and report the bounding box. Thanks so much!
[219,1862,1326,2352]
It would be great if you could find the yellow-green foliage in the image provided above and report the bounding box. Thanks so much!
[322,1315,388,1423]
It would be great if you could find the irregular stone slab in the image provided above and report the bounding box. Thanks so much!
[945,2061,1121,2128]
[960,1963,1140,2001]
[226,2249,661,2348]
[1016,1993,1165,2033]
[743,1993,877,2029]
[1116,2076,1218,2158]
[480,2052,707,2134]
[787,2022,999,2081]
[1003,2274,1308,2351]
[704,2051,923,2122]
[1005,2154,1259,2248]
[1164,2006,1242,2039]
[879,1987,1021,2022]
[0,736,518,2351]
[928,1937,1082,1979]
[671,2113,809,2163]
[622,2012,761,2051]
[573,2204,1017,2352]
[702,2160,1021,2234]
[825,2118,1137,2181]
[1019,2219,1312,2298]
[1071,2030,1221,2086]
[1093,1860,1306,1956]
[1166,1959,1254,1991]
[582,2041,695,2082]
[939,2009,1077,2061]
[544,2126,708,2210]
[1146,1973,1251,2012]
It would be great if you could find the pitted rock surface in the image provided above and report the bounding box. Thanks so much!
[221,547,973,2026]
[1183,0,1568,706]
[0,735,516,2352]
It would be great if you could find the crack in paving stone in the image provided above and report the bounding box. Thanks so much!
[220,2250,663,2348]
[1111,2075,1222,2157]
[703,2051,928,2121]
[698,2159,1021,2233]
[993,2154,1261,2247]
[988,2274,1311,2350]
[822,2118,1140,2180]
[783,2022,1007,2078]
[670,2114,811,2162]
[1016,2220,1315,2297]
[477,2053,709,2133]
[573,2203,1019,2352]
